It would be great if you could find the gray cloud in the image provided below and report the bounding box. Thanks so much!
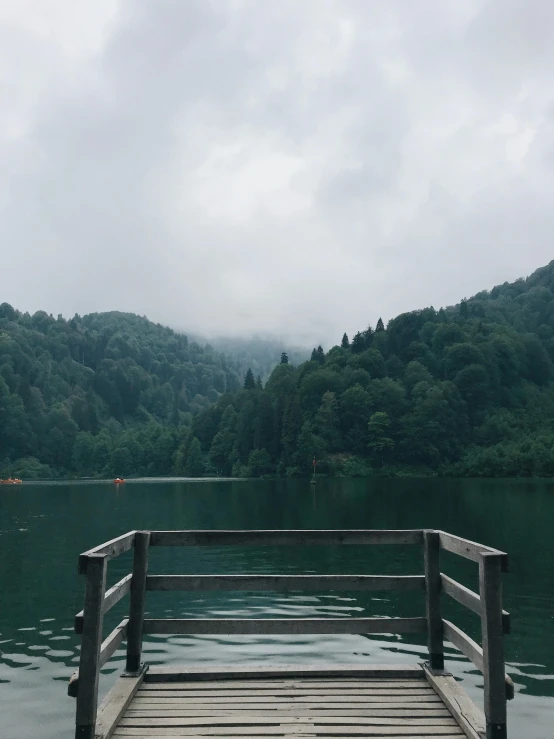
[1,0,553,345]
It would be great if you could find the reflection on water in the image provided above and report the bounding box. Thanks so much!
[0,477,553,739]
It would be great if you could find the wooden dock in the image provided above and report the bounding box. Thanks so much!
[68,530,513,739]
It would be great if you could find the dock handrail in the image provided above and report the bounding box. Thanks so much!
[70,528,511,739]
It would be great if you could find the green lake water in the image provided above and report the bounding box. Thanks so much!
[0,478,553,739]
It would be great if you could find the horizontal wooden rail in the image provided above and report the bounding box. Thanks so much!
[142,617,428,635]
[99,618,128,666]
[443,619,513,701]
[78,532,136,575]
[146,574,426,592]
[75,573,132,634]
[441,573,480,614]
[438,531,508,572]
[441,574,510,634]
[443,618,484,671]
[149,529,424,547]
[68,619,129,697]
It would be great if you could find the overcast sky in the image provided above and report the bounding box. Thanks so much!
[1,1,553,346]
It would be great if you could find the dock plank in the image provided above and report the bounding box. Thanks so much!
[131,703,446,711]
[424,664,485,739]
[121,715,458,726]
[138,680,429,690]
[132,696,442,705]
[136,689,435,697]
[95,665,148,739]
[114,736,463,739]
[115,731,462,737]
[125,710,452,718]
[143,664,423,681]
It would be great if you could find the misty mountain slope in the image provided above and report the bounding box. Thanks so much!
[180,260,554,478]
[0,307,298,478]
[196,335,310,382]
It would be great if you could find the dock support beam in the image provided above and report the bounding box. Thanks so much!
[126,531,150,673]
[424,530,444,670]
[480,552,507,739]
[75,554,107,739]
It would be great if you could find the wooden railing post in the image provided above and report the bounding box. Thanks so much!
[424,530,444,670]
[480,552,507,739]
[75,554,107,739]
[126,531,150,673]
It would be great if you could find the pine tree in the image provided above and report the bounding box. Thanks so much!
[363,326,373,348]
[375,317,385,332]
[256,375,263,390]
[351,332,365,353]
[460,299,469,318]
[341,333,350,348]
[316,346,325,363]
[280,352,289,364]
[244,368,256,390]
[311,348,318,362]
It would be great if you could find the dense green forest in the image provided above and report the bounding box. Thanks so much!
[0,309,251,479]
[178,261,554,478]
[4,261,554,479]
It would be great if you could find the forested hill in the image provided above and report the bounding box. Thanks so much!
[0,308,247,479]
[181,260,554,478]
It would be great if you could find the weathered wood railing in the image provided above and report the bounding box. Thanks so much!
[69,529,511,739]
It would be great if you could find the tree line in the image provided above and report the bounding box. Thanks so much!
[176,260,554,478]
[0,308,246,478]
[3,260,554,479]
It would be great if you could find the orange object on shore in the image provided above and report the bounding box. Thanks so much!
[1,478,22,484]
[113,478,125,484]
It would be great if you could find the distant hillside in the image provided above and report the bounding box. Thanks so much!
[178,261,554,478]
[0,309,242,479]
[0,308,309,479]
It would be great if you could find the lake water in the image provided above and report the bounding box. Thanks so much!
[0,478,553,739]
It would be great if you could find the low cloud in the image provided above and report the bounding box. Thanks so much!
[1,0,553,345]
